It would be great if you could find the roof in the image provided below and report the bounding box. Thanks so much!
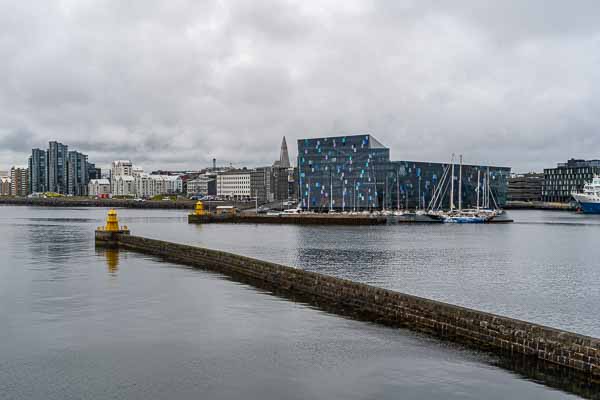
[218,170,252,176]
[90,179,110,185]
[298,134,387,149]
[114,175,135,181]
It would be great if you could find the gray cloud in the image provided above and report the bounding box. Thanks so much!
[1,0,599,172]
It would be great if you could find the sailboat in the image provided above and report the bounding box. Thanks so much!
[427,155,497,223]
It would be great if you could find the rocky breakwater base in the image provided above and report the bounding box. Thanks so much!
[96,231,599,394]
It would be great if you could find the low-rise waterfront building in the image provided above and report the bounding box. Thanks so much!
[542,159,600,202]
[508,173,543,202]
[88,179,111,197]
[216,170,251,199]
[135,174,182,198]
[112,175,136,197]
[298,134,510,210]
[0,176,11,196]
[186,175,214,197]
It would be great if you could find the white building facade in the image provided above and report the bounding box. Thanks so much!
[135,174,182,198]
[216,171,251,199]
[186,175,212,197]
[88,179,111,196]
[112,175,136,196]
[111,160,133,178]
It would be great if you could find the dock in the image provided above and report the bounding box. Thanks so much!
[188,213,513,225]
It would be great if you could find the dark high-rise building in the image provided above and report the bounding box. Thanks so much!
[542,159,600,202]
[67,151,89,196]
[87,162,101,181]
[298,134,510,211]
[29,148,48,193]
[47,141,69,194]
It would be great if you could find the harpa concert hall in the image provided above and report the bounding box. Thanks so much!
[297,134,510,211]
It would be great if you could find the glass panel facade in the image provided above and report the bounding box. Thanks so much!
[298,134,510,211]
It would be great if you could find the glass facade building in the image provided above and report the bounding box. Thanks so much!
[29,148,48,194]
[67,151,89,196]
[48,141,69,194]
[297,134,510,211]
[542,159,600,202]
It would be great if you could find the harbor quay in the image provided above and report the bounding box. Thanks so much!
[187,212,514,225]
[97,211,599,385]
[187,201,514,225]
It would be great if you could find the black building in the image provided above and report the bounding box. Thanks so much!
[542,159,600,202]
[298,134,510,211]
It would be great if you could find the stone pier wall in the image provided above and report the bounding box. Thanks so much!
[112,234,599,379]
[188,214,389,225]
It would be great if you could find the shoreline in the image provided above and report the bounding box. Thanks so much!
[0,197,257,210]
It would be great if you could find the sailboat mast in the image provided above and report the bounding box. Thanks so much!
[384,176,387,211]
[396,170,400,211]
[476,169,481,210]
[307,178,311,211]
[329,170,333,211]
[458,154,463,211]
[418,175,421,210]
[450,154,455,211]
[486,167,491,209]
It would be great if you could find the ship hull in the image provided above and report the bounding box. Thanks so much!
[572,193,600,214]
[579,202,600,214]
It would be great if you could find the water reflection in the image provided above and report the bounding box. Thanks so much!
[96,247,120,274]
[128,249,600,400]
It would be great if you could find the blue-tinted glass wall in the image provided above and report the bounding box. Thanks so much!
[48,141,68,194]
[389,161,510,210]
[298,134,510,210]
[297,135,390,210]
[29,148,48,193]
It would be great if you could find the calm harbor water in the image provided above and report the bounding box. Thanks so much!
[0,205,596,399]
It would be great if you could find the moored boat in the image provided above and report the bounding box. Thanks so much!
[572,176,600,214]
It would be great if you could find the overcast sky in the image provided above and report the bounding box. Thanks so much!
[1,0,599,173]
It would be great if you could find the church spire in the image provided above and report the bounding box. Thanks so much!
[278,136,291,168]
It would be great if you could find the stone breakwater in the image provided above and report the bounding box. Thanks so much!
[101,233,600,382]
